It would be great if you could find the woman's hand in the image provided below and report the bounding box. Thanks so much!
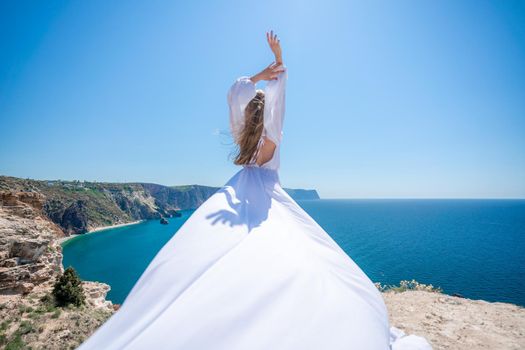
[250,62,285,83]
[266,30,282,64]
[249,31,285,83]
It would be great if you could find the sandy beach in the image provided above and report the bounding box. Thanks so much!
[58,220,145,245]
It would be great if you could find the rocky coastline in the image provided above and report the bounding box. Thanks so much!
[0,175,320,239]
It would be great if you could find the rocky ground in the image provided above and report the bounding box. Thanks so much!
[0,283,114,349]
[384,290,525,349]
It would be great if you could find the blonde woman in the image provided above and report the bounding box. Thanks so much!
[78,31,431,350]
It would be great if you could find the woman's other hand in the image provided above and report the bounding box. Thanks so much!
[266,30,282,64]
[250,62,285,83]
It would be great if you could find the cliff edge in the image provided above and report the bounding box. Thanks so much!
[0,190,114,349]
[384,290,525,349]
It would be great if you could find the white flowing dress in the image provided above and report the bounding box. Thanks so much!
[78,67,432,350]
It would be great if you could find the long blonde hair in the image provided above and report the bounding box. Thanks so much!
[233,90,265,165]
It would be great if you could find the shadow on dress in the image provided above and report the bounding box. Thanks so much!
[205,168,273,231]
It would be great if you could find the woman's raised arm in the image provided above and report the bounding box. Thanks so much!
[250,31,285,84]
[267,30,283,65]
[227,30,287,145]
[263,30,287,146]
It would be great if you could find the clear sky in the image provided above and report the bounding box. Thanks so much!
[1,0,524,198]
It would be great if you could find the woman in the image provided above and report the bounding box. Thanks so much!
[78,31,431,350]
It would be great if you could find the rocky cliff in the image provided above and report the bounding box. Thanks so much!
[0,191,64,294]
[0,176,320,236]
[0,189,115,348]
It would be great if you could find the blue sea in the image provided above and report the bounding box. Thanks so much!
[62,199,525,306]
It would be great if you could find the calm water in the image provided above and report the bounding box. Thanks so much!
[63,200,525,306]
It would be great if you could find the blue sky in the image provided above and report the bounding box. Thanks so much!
[1,0,524,198]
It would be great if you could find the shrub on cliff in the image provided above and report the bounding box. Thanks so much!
[374,279,443,293]
[53,267,85,307]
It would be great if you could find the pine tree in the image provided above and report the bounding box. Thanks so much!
[53,266,86,307]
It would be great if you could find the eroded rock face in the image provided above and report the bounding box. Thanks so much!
[83,281,114,311]
[61,199,89,234]
[0,191,64,294]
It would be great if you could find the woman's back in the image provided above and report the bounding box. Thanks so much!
[227,63,287,171]
[255,137,277,166]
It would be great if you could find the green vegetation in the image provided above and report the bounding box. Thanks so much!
[4,334,25,350]
[2,320,33,350]
[375,279,443,293]
[172,185,196,192]
[0,287,113,349]
[0,320,11,332]
[38,293,58,312]
[17,305,33,314]
[53,267,86,307]
[51,309,62,319]
[17,321,33,335]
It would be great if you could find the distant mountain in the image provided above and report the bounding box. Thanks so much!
[0,176,319,235]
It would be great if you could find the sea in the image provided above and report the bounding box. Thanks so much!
[62,199,525,306]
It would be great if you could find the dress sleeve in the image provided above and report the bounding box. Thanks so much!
[263,65,288,146]
[227,76,257,142]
